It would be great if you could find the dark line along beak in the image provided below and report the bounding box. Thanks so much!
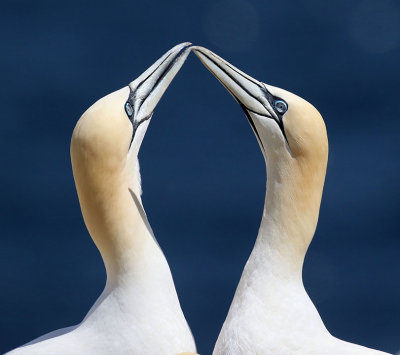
[192,46,286,149]
[128,42,192,126]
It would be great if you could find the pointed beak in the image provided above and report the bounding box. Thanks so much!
[128,42,192,120]
[191,46,276,117]
[191,46,288,148]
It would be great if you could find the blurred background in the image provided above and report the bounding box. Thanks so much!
[0,0,399,353]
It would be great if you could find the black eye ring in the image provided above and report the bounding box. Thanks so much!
[274,99,288,114]
[125,102,134,117]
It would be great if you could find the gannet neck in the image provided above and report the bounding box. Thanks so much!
[257,144,328,276]
[210,120,330,355]
[71,138,156,278]
[69,104,197,355]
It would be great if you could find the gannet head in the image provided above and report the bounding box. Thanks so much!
[192,46,328,168]
[193,46,329,250]
[71,43,191,196]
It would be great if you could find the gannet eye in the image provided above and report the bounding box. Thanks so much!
[274,100,288,114]
[125,102,134,117]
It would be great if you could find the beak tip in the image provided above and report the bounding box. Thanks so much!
[128,43,194,116]
[178,42,192,51]
[168,42,193,58]
[191,46,208,62]
[177,42,193,60]
[190,45,206,53]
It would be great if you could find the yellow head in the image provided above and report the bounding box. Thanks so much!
[71,43,191,197]
[192,46,328,171]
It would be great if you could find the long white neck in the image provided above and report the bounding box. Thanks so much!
[74,159,129,268]
[68,145,196,353]
[212,147,328,354]
[72,154,169,289]
[253,149,327,281]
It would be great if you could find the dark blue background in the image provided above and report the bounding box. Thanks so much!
[0,0,399,354]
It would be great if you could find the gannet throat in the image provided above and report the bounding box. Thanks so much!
[193,46,390,355]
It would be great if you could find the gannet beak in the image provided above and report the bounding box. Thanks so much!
[192,46,286,147]
[128,42,192,121]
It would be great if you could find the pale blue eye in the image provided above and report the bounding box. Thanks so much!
[274,99,288,114]
[125,102,133,117]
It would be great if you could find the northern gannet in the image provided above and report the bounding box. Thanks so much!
[192,46,390,355]
[7,43,197,355]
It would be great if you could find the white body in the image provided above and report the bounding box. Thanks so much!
[8,230,195,355]
[213,210,389,355]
